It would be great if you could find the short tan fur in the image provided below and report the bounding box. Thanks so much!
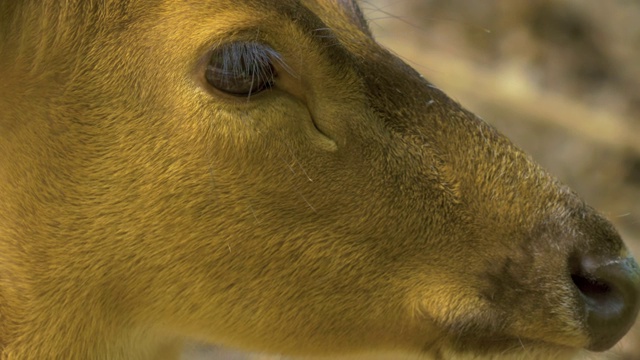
[0,1,639,359]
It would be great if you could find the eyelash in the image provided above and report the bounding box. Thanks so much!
[204,42,281,97]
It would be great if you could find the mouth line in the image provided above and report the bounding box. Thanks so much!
[423,333,581,359]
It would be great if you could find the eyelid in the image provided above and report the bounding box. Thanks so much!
[221,42,276,69]
[197,33,301,99]
[205,42,281,97]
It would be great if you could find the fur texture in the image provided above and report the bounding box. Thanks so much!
[0,1,637,359]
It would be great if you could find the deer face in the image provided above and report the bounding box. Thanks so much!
[0,1,638,359]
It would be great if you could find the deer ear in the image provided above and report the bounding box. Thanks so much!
[335,0,373,37]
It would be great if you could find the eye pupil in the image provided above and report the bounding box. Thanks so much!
[205,42,277,97]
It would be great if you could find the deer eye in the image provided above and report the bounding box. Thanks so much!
[205,42,277,97]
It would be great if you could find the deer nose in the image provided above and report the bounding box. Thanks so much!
[570,254,640,351]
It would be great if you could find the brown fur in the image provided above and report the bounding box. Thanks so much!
[0,1,637,359]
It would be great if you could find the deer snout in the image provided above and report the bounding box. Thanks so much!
[570,253,640,351]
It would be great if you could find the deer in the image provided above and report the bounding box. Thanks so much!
[0,0,638,359]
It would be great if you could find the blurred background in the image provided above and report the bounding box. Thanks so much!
[186,0,640,358]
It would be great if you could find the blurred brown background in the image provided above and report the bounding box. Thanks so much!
[185,0,640,359]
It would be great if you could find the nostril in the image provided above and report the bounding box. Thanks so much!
[571,274,622,315]
[571,256,640,351]
[571,274,610,299]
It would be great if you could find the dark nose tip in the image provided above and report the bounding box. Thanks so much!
[571,255,640,351]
